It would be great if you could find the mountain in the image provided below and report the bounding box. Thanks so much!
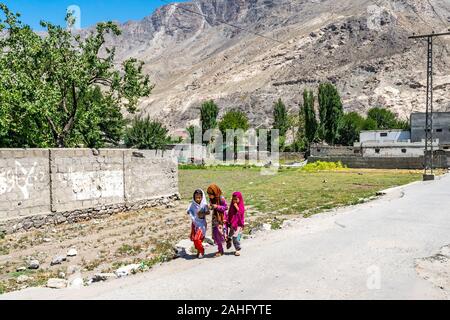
[105,0,450,132]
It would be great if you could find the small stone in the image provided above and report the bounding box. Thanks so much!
[16,275,33,284]
[46,278,67,289]
[59,272,66,279]
[262,223,272,231]
[68,277,84,289]
[28,260,40,270]
[43,238,52,243]
[51,255,67,266]
[115,264,140,278]
[91,273,116,283]
[67,248,78,257]
[174,239,194,256]
[16,266,27,272]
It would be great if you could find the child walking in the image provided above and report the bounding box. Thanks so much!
[226,192,245,256]
[207,184,228,257]
[187,189,209,259]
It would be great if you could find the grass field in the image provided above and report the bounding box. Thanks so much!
[179,166,422,217]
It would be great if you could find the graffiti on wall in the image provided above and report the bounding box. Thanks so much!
[0,161,42,200]
[65,170,124,201]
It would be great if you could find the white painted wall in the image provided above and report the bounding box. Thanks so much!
[360,131,411,143]
[362,147,424,158]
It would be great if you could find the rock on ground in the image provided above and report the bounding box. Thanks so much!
[46,278,67,289]
[68,277,84,289]
[16,275,33,284]
[51,255,67,266]
[115,264,140,278]
[27,260,39,270]
[67,248,78,257]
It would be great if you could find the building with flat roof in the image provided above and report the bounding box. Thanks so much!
[411,112,450,147]
[359,130,411,144]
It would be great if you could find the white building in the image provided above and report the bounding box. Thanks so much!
[356,130,439,158]
[359,130,411,143]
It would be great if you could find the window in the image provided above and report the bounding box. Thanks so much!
[375,148,380,154]
[380,133,388,137]
[402,149,407,153]
[436,128,443,133]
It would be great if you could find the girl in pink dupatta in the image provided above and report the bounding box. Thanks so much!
[226,191,245,256]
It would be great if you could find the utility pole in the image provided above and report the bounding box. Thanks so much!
[409,31,450,181]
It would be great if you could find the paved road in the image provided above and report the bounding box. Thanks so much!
[2,174,450,300]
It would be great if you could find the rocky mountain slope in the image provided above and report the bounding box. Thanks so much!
[107,0,450,132]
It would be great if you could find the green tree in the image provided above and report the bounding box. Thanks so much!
[337,112,365,146]
[124,116,170,150]
[73,87,126,148]
[365,107,410,130]
[396,118,410,131]
[366,107,397,130]
[273,98,289,138]
[318,83,343,144]
[200,100,219,138]
[303,89,318,147]
[0,4,152,148]
[186,125,201,144]
[218,110,250,133]
[362,118,378,130]
[218,110,250,158]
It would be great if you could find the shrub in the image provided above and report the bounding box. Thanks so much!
[300,161,347,172]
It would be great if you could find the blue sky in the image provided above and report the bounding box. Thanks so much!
[1,0,187,30]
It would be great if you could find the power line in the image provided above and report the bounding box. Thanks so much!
[408,31,450,180]
[158,0,284,44]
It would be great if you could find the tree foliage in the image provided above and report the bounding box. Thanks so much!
[303,89,318,147]
[200,100,219,137]
[218,110,250,134]
[186,125,201,144]
[337,112,365,146]
[318,83,343,145]
[365,107,409,130]
[124,116,170,150]
[0,4,152,148]
[272,98,289,137]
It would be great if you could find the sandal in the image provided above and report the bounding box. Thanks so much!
[214,252,223,258]
[235,251,241,256]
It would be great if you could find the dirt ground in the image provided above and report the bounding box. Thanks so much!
[0,168,431,294]
[415,245,450,297]
[0,200,279,293]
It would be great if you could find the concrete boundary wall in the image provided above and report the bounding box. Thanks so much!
[0,149,179,234]
[308,155,449,170]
